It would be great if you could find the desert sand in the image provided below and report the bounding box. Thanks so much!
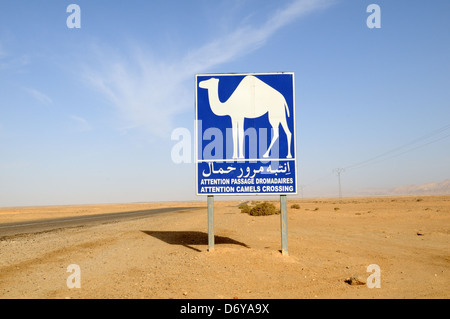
[0,195,449,299]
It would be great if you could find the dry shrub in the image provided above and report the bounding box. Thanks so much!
[239,201,280,216]
[238,203,251,215]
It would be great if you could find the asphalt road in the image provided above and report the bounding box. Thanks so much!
[0,206,203,238]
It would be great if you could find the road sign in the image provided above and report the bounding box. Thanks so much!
[195,72,297,196]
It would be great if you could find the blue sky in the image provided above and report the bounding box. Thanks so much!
[0,0,449,206]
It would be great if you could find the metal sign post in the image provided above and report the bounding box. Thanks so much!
[280,195,288,256]
[207,195,214,252]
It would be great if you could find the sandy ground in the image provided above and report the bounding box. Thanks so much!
[0,195,449,299]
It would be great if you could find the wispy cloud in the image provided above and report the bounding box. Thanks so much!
[181,0,333,73]
[82,0,333,138]
[0,44,7,59]
[0,43,9,70]
[70,115,92,132]
[24,87,53,105]
[0,43,30,71]
[83,48,191,138]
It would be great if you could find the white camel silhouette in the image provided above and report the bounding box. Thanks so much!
[199,75,292,159]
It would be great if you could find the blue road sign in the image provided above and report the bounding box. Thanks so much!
[195,72,297,195]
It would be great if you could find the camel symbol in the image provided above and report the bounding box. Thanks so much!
[199,75,292,159]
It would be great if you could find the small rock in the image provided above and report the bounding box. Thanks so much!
[345,275,366,286]
[183,292,188,296]
[417,231,424,236]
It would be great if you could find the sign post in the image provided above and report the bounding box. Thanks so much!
[195,72,297,254]
[207,195,214,252]
[280,195,288,255]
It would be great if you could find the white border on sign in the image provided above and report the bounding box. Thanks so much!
[194,72,297,196]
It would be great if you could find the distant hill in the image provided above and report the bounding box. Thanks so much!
[391,179,450,195]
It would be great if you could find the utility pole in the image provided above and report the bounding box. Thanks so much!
[333,168,345,198]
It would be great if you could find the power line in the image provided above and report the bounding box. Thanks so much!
[351,132,450,170]
[300,123,450,197]
[344,123,450,171]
